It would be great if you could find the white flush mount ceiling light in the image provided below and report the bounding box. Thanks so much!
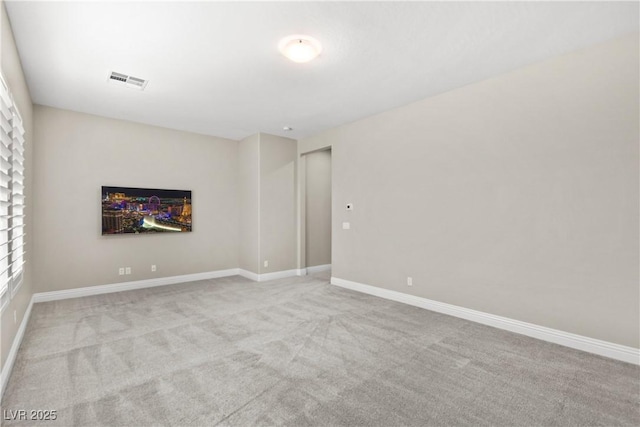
[278,35,322,63]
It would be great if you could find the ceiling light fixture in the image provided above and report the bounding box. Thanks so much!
[283,126,293,131]
[278,35,322,63]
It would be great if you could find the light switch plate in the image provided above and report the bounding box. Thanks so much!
[342,222,351,230]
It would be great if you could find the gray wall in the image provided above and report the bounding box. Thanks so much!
[304,150,331,267]
[238,133,260,273]
[260,133,297,274]
[237,133,297,275]
[32,106,239,292]
[299,34,639,348]
[1,0,34,370]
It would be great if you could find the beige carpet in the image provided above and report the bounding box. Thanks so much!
[2,271,639,426]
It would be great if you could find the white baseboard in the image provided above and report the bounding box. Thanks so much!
[331,277,640,365]
[238,268,298,282]
[1,296,34,398]
[32,267,302,303]
[296,268,307,276]
[306,264,331,274]
[238,269,260,281]
[33,268,240,303]
[258,269,298,282]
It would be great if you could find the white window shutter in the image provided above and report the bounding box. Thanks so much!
[10,98,25,295]
[0,71,27,308]
[0,74,12,309]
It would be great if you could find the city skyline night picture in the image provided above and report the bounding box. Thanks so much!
[102,186,192,235]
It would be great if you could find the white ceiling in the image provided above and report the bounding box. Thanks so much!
[5,1,639,141]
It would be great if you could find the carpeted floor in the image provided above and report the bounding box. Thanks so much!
[2,271,639,426]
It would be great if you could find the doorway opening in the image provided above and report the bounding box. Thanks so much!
[302,148,332,276]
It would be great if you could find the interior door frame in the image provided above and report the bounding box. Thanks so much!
[297,146,332,275]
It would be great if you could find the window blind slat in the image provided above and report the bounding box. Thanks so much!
[12,151,24,164]
[4,232,26,244]
[0,83,10,106]
[0,157,10,173]
[0,117,10,135]
[12,120,24,134]
[0,90,9,107]
[0,144,10,160]
[0,103,11,122]
[0,138,10,154]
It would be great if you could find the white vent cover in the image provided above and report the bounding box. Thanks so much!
[108,71,148,90]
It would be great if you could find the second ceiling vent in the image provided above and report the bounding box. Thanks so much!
[108,71,148,91]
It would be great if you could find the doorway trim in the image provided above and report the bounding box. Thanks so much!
[297,145,332,275]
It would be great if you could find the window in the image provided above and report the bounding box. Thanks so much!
[0,73,26,310]
[10,91,25,296]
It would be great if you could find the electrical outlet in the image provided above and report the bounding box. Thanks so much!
[125,267,131,275]
[342,222,350,229]
[151,265,157,272]
[407,277,413,286]
[264,260,269,268]
[119,267,125,275]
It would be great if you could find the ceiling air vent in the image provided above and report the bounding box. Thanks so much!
[108,71,148,90]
